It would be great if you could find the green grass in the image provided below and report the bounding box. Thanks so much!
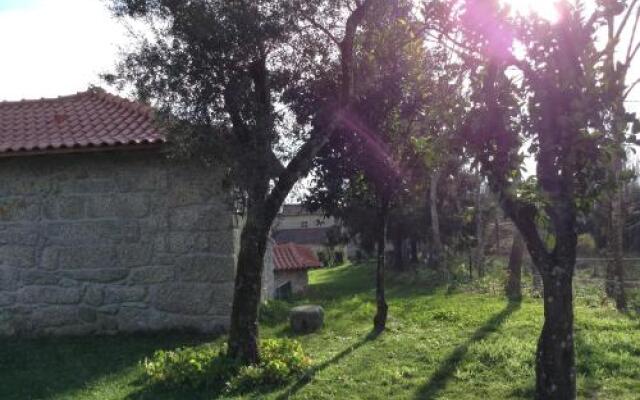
[1,262,639,399]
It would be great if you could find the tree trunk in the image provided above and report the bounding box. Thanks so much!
[468,252,473,280]
[225,0,373,364]
[227,204,270,364]
[528,262,543,297]
[429,169,444,271]
[606,153,627,311]
[410,238,418,264]
[495,213,501,255]
[535,261,576,400]
[602,10,627,313]
[505,232,524,300]
[373,196,389,333]
[393,230,404,271]
[474,177,485,277]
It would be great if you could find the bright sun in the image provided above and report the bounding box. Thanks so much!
[502,0,560,21]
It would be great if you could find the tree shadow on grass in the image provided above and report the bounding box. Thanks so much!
[125,378,223,400]
[572,327,640,398]
[124,330,380,400]
[574,333,603,399]
[0,333,213,400]
[413,300,522,400]
[274,330,381,400]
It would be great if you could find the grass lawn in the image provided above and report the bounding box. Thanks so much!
[1,262,639,399]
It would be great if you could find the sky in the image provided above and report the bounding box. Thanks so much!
[0,0,639,110]
[0,0,129,101]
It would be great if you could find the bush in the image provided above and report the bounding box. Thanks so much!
[143,338,311,394]
[143,342,235,389]
[227,339,311,392]
[576,233,597,256]
[259,300,291,325]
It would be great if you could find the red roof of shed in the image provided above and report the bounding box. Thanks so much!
[0,88,165,155]
[273,243,323,272]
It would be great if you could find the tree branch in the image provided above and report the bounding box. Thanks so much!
[496,186,553,272]
[264,125,333,222]
[625,5,640,63]
[624,76,640,99]
[627,40,640,65]
[340,0,376,104]
[614,0,639,45]
[301,15,340,46]
[264,0,378,218]
[477,59,552,271]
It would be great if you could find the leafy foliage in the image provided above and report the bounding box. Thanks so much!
[143,342,235,389]
[142,339,310,393]
[106,0,387,362]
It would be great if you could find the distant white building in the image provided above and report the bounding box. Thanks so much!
[272,204,344,259]
[272,204,337,231]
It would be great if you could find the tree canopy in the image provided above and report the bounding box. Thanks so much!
[107,1,640,398]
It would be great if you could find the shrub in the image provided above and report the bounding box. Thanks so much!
[142,338,311,394]
[259,300,291,325]
[576,233,597,256]
[143,342,236,389]
[227,339,311,392]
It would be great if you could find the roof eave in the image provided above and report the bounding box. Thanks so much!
[274,265,324,272]
[0,142,164,159]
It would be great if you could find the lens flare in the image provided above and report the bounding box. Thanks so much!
[502,0,560,22]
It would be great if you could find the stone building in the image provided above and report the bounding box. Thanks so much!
[0,89,239,336]
[272,243,323,298]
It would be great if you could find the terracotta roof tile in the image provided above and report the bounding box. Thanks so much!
[273,243,323,271]
[0,88,165,155]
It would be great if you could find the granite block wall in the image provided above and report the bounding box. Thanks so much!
[0,150,237,336]
[275,270,309,294]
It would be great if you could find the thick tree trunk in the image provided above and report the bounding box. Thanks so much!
[373,196,389,333]
[227,204,270,364]
[429,169,444,271]
[505,232,524,300]
[498,195,577,398]
[535,262,576,400]
[225,0,373,364]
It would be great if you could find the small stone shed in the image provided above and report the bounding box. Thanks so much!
[272,243,323,298]
[0,89,240,336]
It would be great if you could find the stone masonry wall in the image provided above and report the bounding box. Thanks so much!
[0,150,237,336]
[275,270,309,294]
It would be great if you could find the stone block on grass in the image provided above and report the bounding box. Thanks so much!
[290,305,324,334]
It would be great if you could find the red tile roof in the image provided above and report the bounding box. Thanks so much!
[273,243,324,271]
[0,88,165,156]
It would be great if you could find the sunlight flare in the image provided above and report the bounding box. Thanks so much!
[502,0,560,21]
